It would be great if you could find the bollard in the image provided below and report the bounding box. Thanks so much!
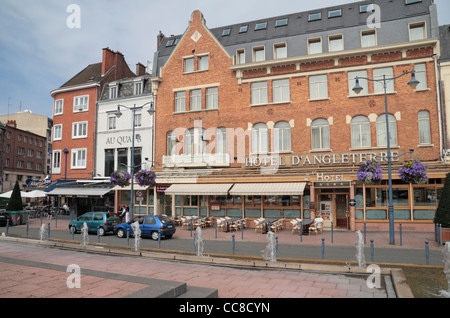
[241,219,244,240]
[158,230,161,249]
[48,223,51,239]
[97,227,100,243]
[55,213,58,228]
[299,221,303,243]
[215,221,217,239]
[26,219,29,236]
[321,238,325,260]
[127,228,130,246]
[40,213,43,226]
[190,219,193,237]
[276,236,279,258]
[193,231,196,253]
[331,221,334,244]
[370,240,374,262]
[232,234,235,255]
[364,222,367,245]
[399,223,403,246]
[425,240,429,265]
[6,219,9,235]
[436,223,440,244]
[71,226,75,240]
[440,224,443,247]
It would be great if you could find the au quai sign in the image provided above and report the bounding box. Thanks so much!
[245,151,401,168]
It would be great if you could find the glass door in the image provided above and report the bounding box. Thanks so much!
[335,194,349,229]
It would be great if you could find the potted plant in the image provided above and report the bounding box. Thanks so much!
[357,159,383,185]
[435,173,450,244]
[110,170,131,188]
[398,160,428,184]
[134,169,157,187]
[5,181,25,226]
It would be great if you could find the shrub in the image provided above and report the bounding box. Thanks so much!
[6,181,23,211]
[435,173,450,228]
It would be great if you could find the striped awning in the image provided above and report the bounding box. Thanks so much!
[47,187,113,197]
[165,183,233,195]
[229,183,307,196]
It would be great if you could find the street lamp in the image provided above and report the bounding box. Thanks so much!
[353,69,419,245]
[114,100,155,220]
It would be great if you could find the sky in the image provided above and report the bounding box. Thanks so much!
[1,0,449,119]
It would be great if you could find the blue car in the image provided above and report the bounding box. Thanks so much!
[114,215,176,240]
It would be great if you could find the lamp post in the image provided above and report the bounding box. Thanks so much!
[113,100,155,220]
[353,70,419,245]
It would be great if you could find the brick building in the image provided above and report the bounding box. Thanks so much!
[134,0,450,233]
[0,120,47,192]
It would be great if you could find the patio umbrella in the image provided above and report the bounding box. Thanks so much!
[0,191,28,198]
[22,190,47,198]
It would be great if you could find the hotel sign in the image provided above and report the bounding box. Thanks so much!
[245,151,400,168]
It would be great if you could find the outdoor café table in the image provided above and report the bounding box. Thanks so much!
[261,218,278,234]
[223,218,241,232]
[301,219,314,236]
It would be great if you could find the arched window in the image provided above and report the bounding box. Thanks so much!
[184,128,207,155]
[376,114,397,147]
[167,131,177,156]
[418,111,431,144]
[351,116,371,148]
[216,127,227,154]
[252,123,268,154]
[274,121,291,152]
[311,119,330,150]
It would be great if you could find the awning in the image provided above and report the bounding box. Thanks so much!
[165,183,233,196]
[47,187,113,197]
[229,183,307,196]
[113,184,150,191]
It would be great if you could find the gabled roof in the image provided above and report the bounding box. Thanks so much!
[59,63,103,88]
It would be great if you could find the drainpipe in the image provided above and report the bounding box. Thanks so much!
[434,54,447,162]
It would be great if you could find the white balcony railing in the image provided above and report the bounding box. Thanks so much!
[162,153,231,168]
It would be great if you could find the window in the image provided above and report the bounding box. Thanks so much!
[308,12,321,21]
[409,22,425,41]
[362,30,376,47]
[236,49,245,64]
[27,149,34,157]
[415,63,427,90]
[73,95,89,112]
[118,148,127,170]
[190,89,202,111]
[275,18,288,27]
[17,147,24,155]
[108,116,116,130]
[329,35,343,52]
[36,151,42,159]
[53,125,62,141]
[376,114,398,147]
[328,9,342,18]
[36,163,42,171]
[175,91,186,112]
[308,38,322,55]
[26,162,32,170]
[360,4,371,13]
[373,67,394,93]
[134,113,142,127]
[184,58,194,73]
[309,75,328,99]
[273,79,290,103]
[167,131,177,156]
[274,43,287,59]
[405,0,422,4]
[255,22,267,30]
[239,25,248,33]
[71,148,87,169]
[109,86,118,99]
[54,99,63,115]
[185,128,207,155]
[222,28,231,36]
[274,121,291,152]
[351,116,371,148]
[253,47,265,62]
[252,123,268,154]
[134,81,143,95]
[251,82,268,105]
[199,55,209,71]
[311,119,330,150]
[72,121,87,139]
[133,147,142,174]
[348,70,368,96]
[216,128,227,154]
[17,160,24,169]
[418,111,431,144]
[206,87,219,109]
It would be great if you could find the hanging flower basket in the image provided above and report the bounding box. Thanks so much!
[357,159,383,185]
[134,170,157,187]
[110,171,131,187]
[398,160,428,184]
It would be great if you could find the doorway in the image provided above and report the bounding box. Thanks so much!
[317,192,349,230]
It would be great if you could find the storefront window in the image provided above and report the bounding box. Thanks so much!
[414,187,436,206]
[376,188,409,207]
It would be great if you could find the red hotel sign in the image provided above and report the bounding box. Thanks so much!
[156,186,169,193]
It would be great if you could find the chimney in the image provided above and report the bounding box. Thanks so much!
[102,47,115,76]
[157,31,165,50]
[6,120,17,128]
[136,63,146,76]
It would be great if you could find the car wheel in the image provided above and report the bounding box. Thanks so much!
[151,231,160,241]
[98,227,106,236]
[165,235,173,239]
[117,228,125,238]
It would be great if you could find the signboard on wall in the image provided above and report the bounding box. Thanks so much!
[156,186,169,193]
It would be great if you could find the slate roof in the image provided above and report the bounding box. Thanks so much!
[440,25,450,62]
[59,63,103,88]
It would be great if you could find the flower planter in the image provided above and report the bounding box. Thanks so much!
[442,228,450,244]
[6,211,27,226]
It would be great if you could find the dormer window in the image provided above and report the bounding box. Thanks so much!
[275,18,288,27]
[109,85,118,99]
[222,28,231,36]
[255,22,267,31]
[308,12,321,22]
[239,25,248,33]
[134,80,143,95]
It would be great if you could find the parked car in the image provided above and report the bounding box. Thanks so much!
[114,215,176,240]
[68,212,121,236]
[0,211,8,226]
